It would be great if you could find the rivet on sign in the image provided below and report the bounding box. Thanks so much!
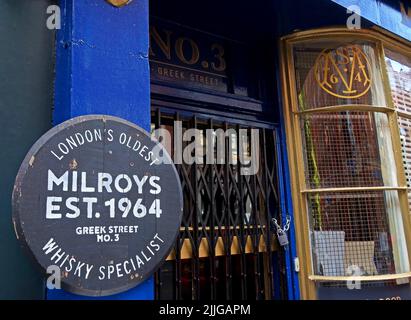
[106,0,133,8]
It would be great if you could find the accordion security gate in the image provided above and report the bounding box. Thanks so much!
[152,109,287,300]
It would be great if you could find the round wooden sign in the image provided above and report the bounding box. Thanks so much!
[12,115,183,296]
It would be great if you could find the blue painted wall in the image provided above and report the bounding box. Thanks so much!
[49,0,153,300]
[54,0,150,129]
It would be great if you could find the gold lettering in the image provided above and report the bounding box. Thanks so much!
[314,45,371,99]
[150,27,173,60]
[175,37,200,65]
[189,73,219,86]
[211,43,226,72]
[157,66,186,80]
[354,72,362,83]
[335,47,350,65]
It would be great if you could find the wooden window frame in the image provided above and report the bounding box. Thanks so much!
[280,27,411,300]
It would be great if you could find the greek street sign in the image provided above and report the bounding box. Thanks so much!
[12,115,183,296]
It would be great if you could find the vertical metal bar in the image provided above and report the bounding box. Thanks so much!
[256,132,265,300]
[237,124,247,300]
[262,129,274,299]
[192,115,200,300]
[250,127,261,299]
[209,118,217,300]
[175,111,183,300]
[224,122,232,300]
[268,128,282,300]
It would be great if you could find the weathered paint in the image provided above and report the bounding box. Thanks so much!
[50,0,152,299]
[54,0,150,129]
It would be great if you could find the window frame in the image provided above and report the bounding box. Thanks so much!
[280,27,411,300]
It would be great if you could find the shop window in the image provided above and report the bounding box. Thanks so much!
[281,30,411,297]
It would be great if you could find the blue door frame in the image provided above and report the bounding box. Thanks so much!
[275,127,300,300]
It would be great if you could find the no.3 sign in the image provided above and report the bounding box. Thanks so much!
[12,115,183,296]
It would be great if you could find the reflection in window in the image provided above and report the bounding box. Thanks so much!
[386,49,411,213]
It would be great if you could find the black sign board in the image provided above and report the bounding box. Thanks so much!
[12,115,183,296]
[149,18,256,98]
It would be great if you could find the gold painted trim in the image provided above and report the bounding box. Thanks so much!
[166,235,279,261]
[280,37,317,300]
[295,104,393,115]
[309,273,411,282]
[280,27,410,45]
[372,26,411,56]
[179,225,267,232]
[377,40,411,273]
[397,111,411,119]
[301,186,408,194]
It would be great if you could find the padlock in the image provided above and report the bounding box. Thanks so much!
[277,229,289,247]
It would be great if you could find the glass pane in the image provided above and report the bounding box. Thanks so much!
[308,190,409,276]
[293,40,387,110]
[385,49,411,213]
[301,111,398,189]
[385,49,411,116]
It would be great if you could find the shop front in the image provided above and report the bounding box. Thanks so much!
[1,0,411,300]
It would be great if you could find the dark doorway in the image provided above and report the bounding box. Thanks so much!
[149,0,287,300]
